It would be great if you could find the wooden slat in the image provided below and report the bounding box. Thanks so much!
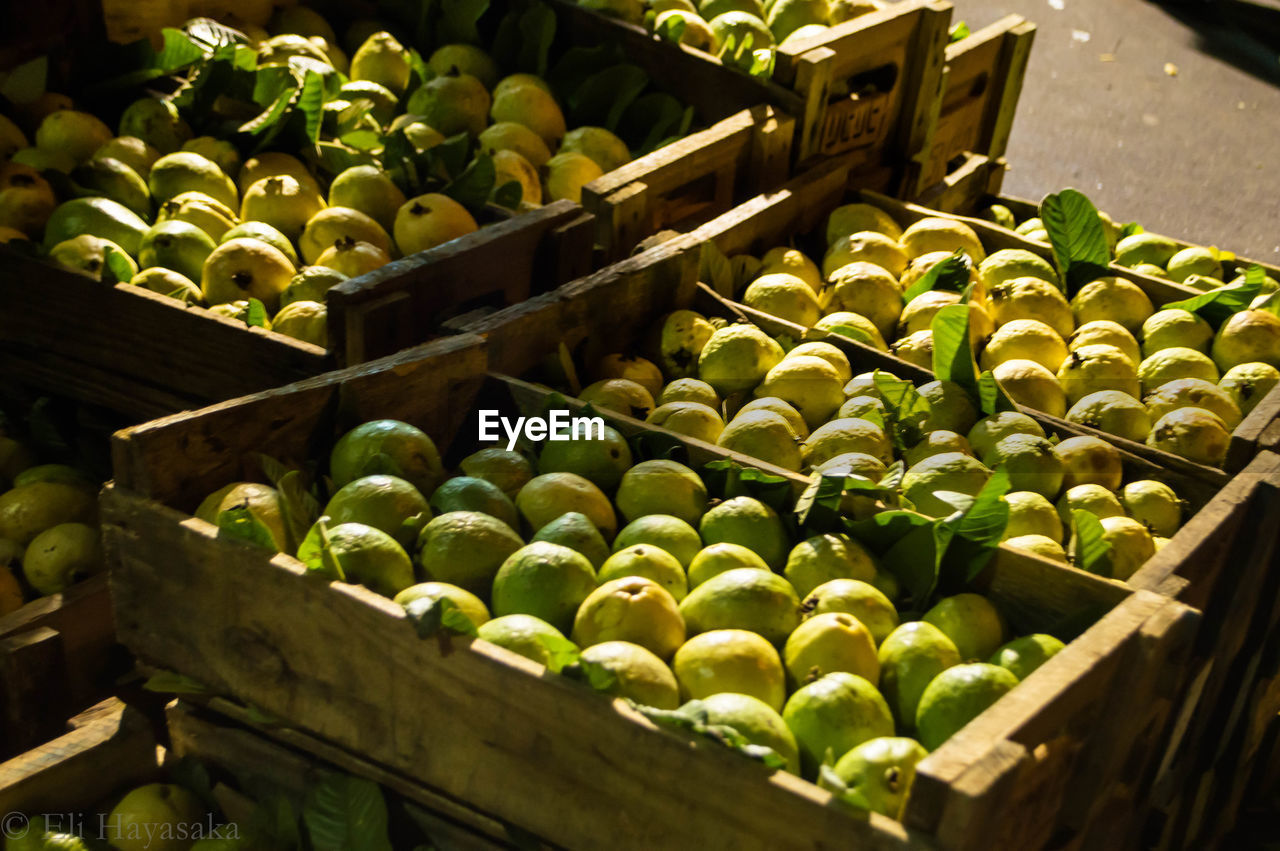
[325,202,591,367]
[0,248,331,420]
[112,334,488,508]
[0,698,159,814]
[167,699,514,851]
[916,17,1035,190]
[0,574,119,758]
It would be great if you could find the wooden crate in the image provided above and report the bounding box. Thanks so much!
[549,0,953,172]
[0,696,512,849]
[0,247,332,422]
[583,105,795,263]
[659,155,1234,488]
[325,200,593,367]
[910,16,1035,196]
[0,698,160,816]
[101,329,1199,849]
[0,575,123,760]
[1121,450,1280,850]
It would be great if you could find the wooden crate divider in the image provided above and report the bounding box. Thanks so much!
[0,575,121,759]
[912,15,1035,195]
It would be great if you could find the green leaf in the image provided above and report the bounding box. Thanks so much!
[443,153,498,212]
[156,27,210,71]
[298,70,327,144]
[700,241,736,297]
[1162,278,1264,328]
[0,56,47,103]
[1069,509,1112,575]
[563,657,619,693]
[634,702,788,771]
[246,298,269,328]
[491,178,524,210]
[101,244,138,285]
[277,470,318,555]
[882,521,946,610]
[217,505,279,550]
[405,595,479,639]
[143,671,210,694]
[186,18,251,52]
[547,44,624,100]
[903,250,971,302]
[246,792,302,850]
[314,141,378,176]
[567,64,650,132]
[301,517,347,582]
[701,459,792,512]
[240,86,297,135]
[655,14,687,44]
[816,764,874,817]
[939,468,1011,585]
[341,129,383,151]
[931,303,979,392]
[949,20,971,42]
[1039,189,1111,292]
[731,255,763,291]
[170,756,220,814]
[439,0,490,44]
[875,371,932,452]
[978,370,1020,416]
[535,633,582,674]
[795,473,849,529]
[1119,221,1144,239]
[619,93,694,155]
[826,324,877,346]
[426,131,472,181]
[303,773,393,851]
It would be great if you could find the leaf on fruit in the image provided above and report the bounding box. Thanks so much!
[746,48,775,80]
[881,520,947,610]
[297,70,327,144]
[438,0,490,45]
[101,244,138,286]
[1163,276,1264,327]
[0,55,47,103]
[939,467,1011,585]
[817,764,874,818]
[875,371,931,452]
[978,369,1020,416]
[186,17,251,52]
[405,595,479,639]
[303,773,394,851]
[1039,189,1111,292]
[562,657,619,694]
[442,152,498,213]
[534,633,582,674]
[245,298,269,328]
[1118,221,1144,240]
[699,241,736,297]
[702,458,792,513]
[619,92,693,155]
[546,44,624,102]
[217,504,278,550]
[949,20,971,42]
[157,27,211,71]
[567,64,649,132]
[825,324,877,347]
[143,670,211,694]
[931,303,979,394]
[240,86,297,136]
[903,250,970,302]
[340,129,383,152]
[314,141,378,177]
[491,178,524,210]
[655,15,687,44]
[1069,509,1112,575]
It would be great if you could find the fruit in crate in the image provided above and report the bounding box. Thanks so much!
[3,2,721,345]
[708,194,1277,468]
[189,401,1097,817]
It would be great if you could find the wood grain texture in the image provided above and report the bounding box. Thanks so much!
[167,699,514,851]
[325,202,591,367]
[0,574,119,759]
[0,248,331,419]
[0,698,159,814]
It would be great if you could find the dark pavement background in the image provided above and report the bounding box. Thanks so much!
[956,0,1280,260]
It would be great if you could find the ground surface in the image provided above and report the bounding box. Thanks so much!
[957,0,1280,260]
